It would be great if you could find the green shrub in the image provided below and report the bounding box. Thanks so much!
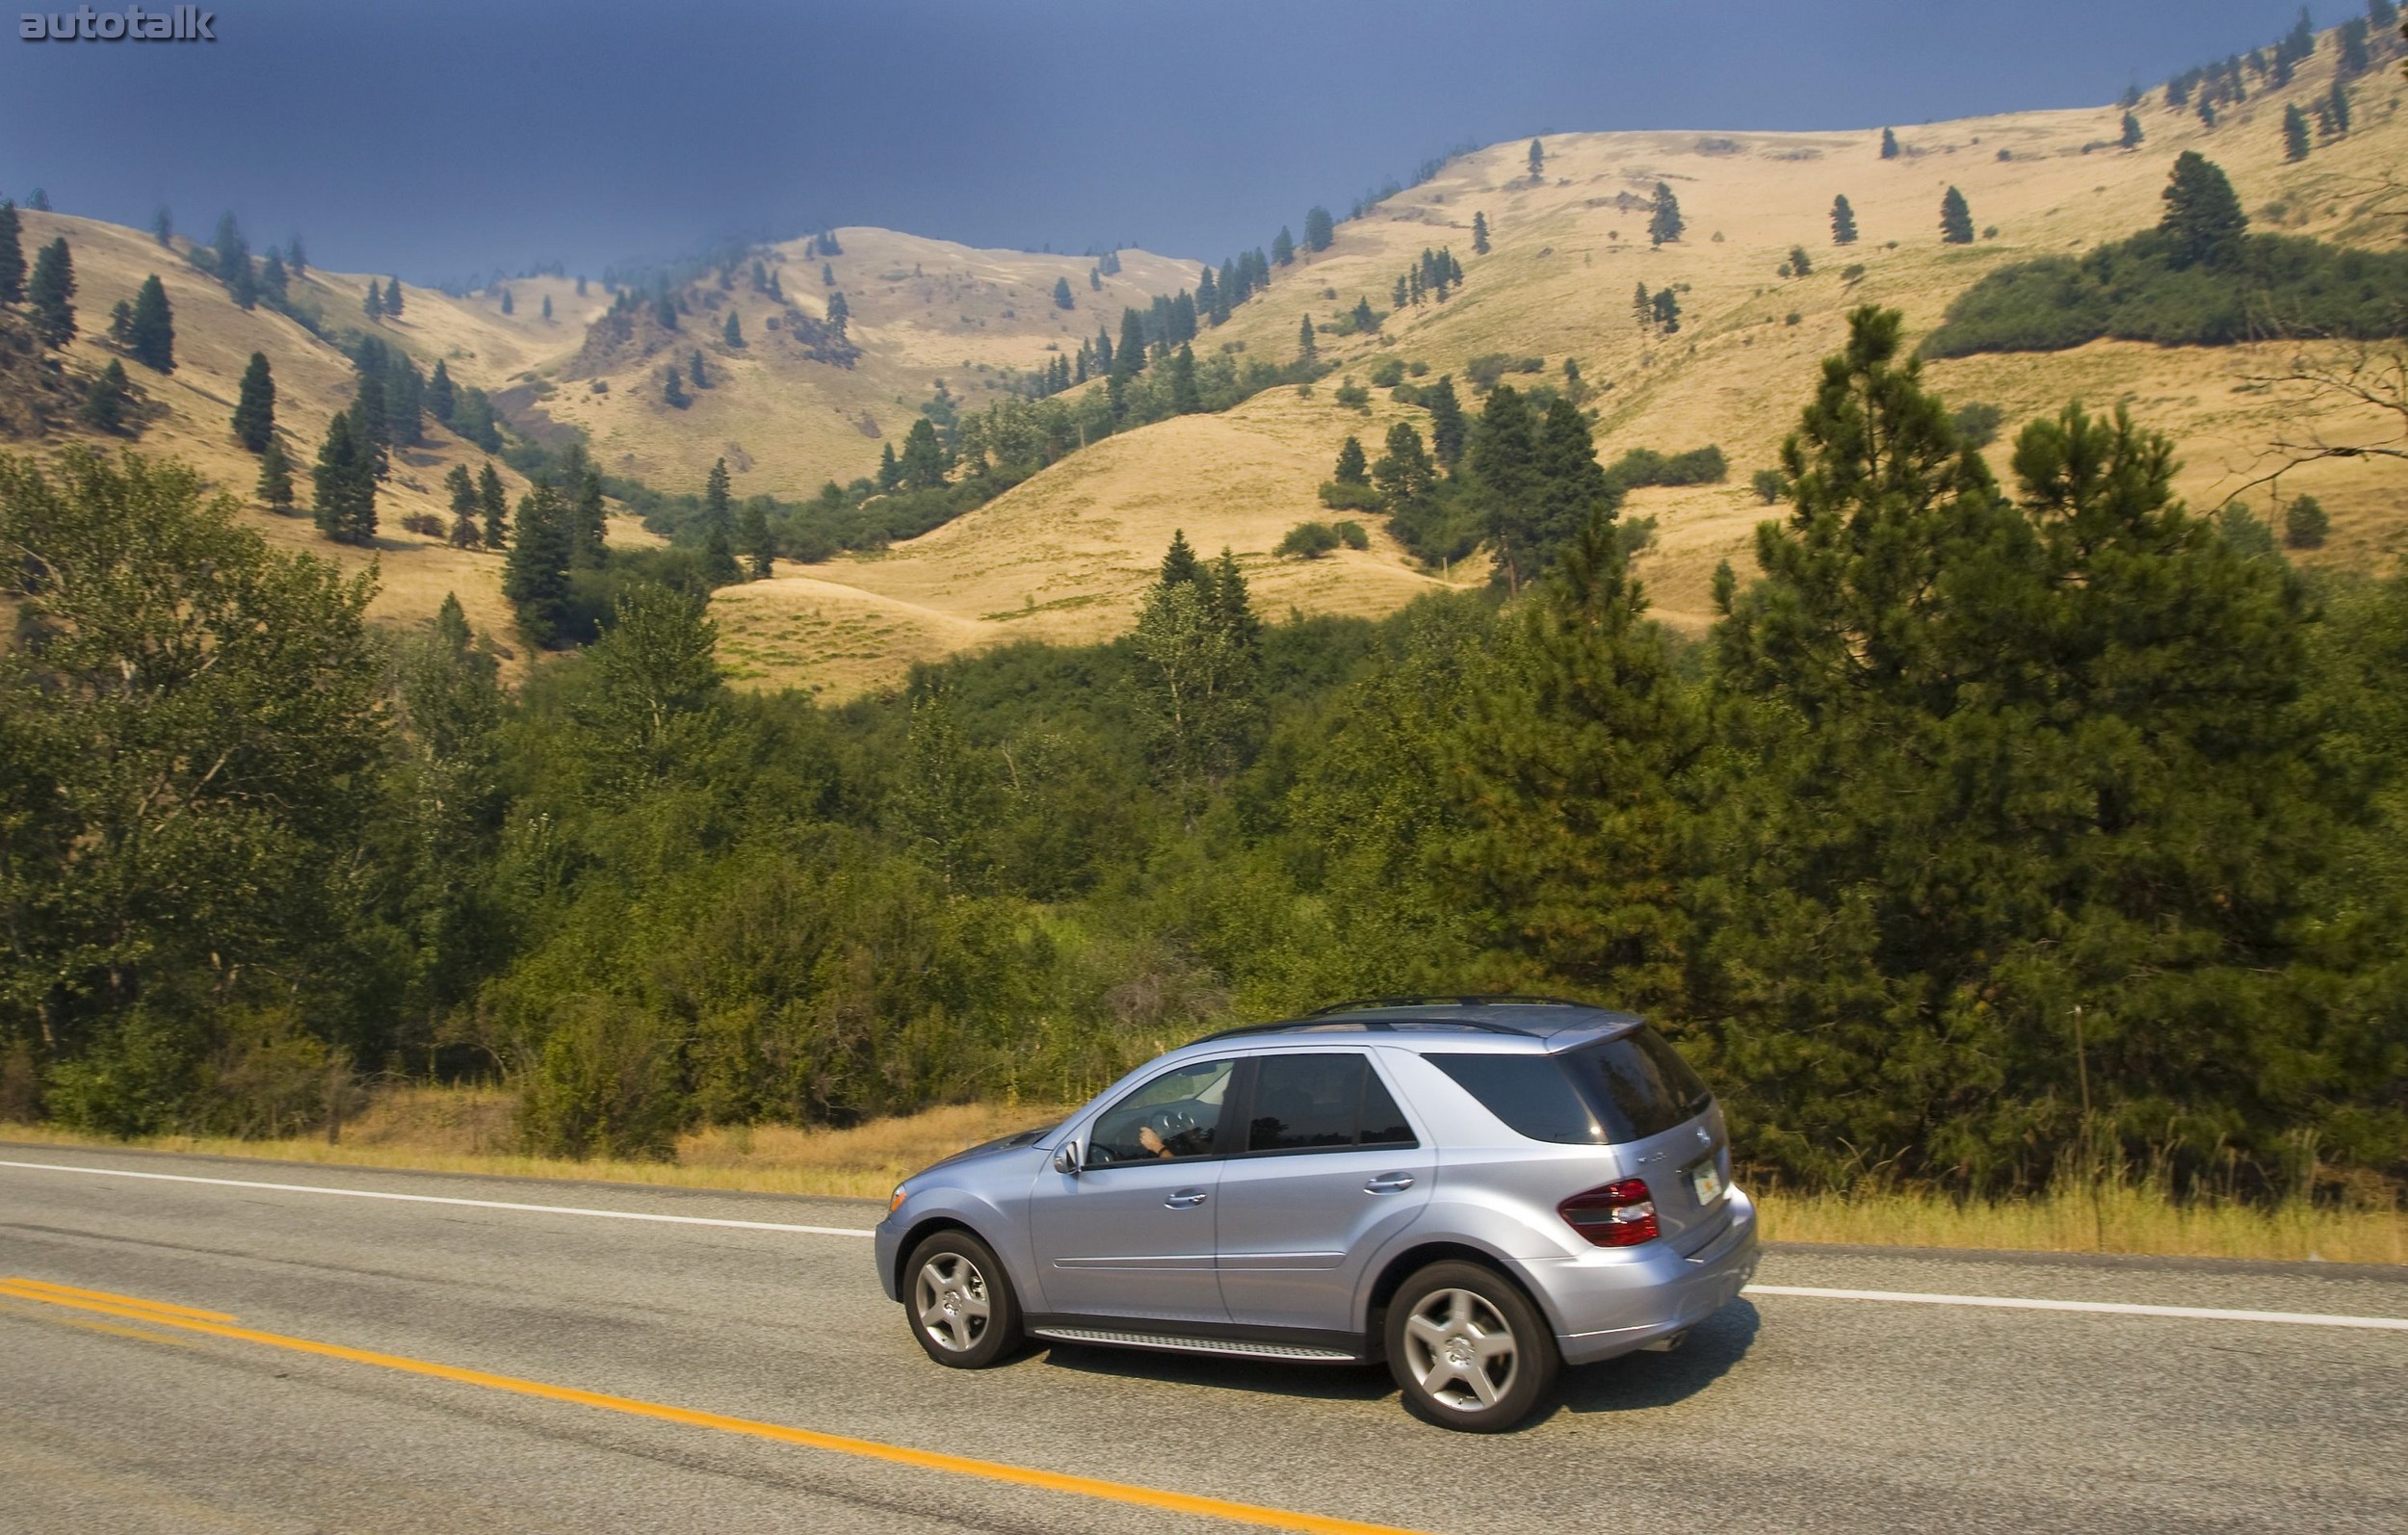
[1950,401,2006,449]
[1751,468,1788,504]
[1317,481,1385,513]
[1333,378,1371,410]
[2215,501,2279,560]
[519,996,690,1160]
[1927,231,2408,357]
[1276,521,1343,559]
[1333,520,1370,550]
[1607,444,1728,489]
[2283,495,2329,550]
[1366,356,1406,388]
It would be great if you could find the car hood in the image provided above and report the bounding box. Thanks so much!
[910,1123,1058,1181]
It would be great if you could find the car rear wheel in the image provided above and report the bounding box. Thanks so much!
[904,1230,1022,1368]
[1384,1261,1559,1431]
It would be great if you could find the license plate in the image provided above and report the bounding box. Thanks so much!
[1688,1158,1726,1206]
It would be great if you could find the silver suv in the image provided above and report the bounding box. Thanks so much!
[874,998,1759,1430]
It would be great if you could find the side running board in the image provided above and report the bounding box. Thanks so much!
[1031,1325,1359,1363]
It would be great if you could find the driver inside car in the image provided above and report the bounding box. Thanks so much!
[1136,1121,1207,1158]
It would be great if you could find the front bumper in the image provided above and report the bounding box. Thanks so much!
[1512,1185,1760,1366]
[874,1217,903,1302]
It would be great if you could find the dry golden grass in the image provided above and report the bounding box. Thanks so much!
[1758,1181,2406,1267]
[6,1088,2399,1262]
[0,1090,1072,1201]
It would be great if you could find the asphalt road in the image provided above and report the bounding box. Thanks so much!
[3,1145,2403,1535]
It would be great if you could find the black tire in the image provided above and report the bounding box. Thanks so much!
[903,1229,1023,1368]
[1383,1260,1560,1431]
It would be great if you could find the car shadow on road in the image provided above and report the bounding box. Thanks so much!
[1549,1297,1762,1418]
[1025,1299,1761,1421]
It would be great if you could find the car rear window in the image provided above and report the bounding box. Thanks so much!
[1425,1028,1713,1145]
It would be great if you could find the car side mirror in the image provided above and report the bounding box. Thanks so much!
[1052,1140,1081,1176]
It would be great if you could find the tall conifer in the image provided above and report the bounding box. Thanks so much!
[232,351,275,451]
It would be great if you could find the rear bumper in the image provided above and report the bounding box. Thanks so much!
[1512,1185,1760,1366]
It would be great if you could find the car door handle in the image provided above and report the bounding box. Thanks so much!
[1364,1174,1416,1194]
[1164,1189,1210,1209]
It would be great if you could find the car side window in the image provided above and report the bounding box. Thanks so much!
[1247,1053,1420,1154]
[1086,1057,1234,1166]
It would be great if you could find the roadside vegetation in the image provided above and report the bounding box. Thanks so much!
[5,302,2405,1250]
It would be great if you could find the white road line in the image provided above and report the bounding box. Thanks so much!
[1744,1284,2408,1332]
[0,1159,879,1238]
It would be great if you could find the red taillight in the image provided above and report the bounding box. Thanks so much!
[1558,1179,1660,1247]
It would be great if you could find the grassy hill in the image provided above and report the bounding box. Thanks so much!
[11,25,2403,694]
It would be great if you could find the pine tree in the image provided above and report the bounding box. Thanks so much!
[257,249,287,300]
[1371,422,1435,505]
[1426,376,1467,469]
[1939,186,1976,245]
[127,274,173,372]
[1053,275,1075,310]
[364,281,384,322]
[1152,343,1191,412]
[2327,80,2353,136]
[664,367,689,408]
[499,288,513,315]
[741,496,773,578]
[286,232,306,274]
[1393,274,1410,308]
[445,463,481,548]
[1350,295,1376,332]
[108,299,134,347]
[877,442,901,490]
[1160,529,1203,589]
[502,484,574,643]
[1649,183,1685,246]
[1831,195,1859,245]
[569,457,606,567]
[24,189,47,212]
[1297,313,1317,363]
[821,261,835,287]
[1652,288,1683,334]
[1272,226,1296,266]
[1472,211,1491,254]
[232,351,275,451]
[426,358,456,424]
[1789,245,1815,278]
[576,274,589,296]
[824,290,850,336]
[2159,151,2247,269]
[2284,102,2313,161]
[700,457,741,585]
[1333,435,1370,485]
[311,412,376,544]
[28,238,75,346]
[79,359,134,433]
[1473,385,1543,591]
[2340,14,2373,76]
[1529,138,1546,179]
[0,200,22,303]
[900,418,947,489]
[541,294,553,321]
[151,205,172,247]
[479,462,509,548]
[722,309,744,347]
[350,373,390,481]
[689,350,707,389]
[1633,281,1653,328]
[212,214,255,309]
[255,436,294,513]
[2196,93,2218,130]
[1196,264,1220,320]
[2121,111,2145,149]
[1880,127,1900,159]
[1303,205,1335,252]
[385,277,404,316]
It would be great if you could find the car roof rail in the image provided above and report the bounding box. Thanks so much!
[1304,994,1593,1016]
[1191,1017,1545,1044]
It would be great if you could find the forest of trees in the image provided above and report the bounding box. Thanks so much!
[6,304,2399,1204]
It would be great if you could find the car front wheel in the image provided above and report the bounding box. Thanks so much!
[1384,1261,1559,1431]
[904,1229,1022,1368]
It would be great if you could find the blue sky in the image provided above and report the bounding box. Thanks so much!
[0,1,2342,282]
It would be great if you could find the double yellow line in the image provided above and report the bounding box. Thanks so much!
[0,1276,1431,1535]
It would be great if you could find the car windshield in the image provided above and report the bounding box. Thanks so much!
[1425,1028,1713,1145]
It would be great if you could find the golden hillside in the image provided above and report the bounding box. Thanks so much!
[719,38,2408,693]
[10,28,2401,696]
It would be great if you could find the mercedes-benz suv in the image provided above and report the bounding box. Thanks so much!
[874,997,1759,1430]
